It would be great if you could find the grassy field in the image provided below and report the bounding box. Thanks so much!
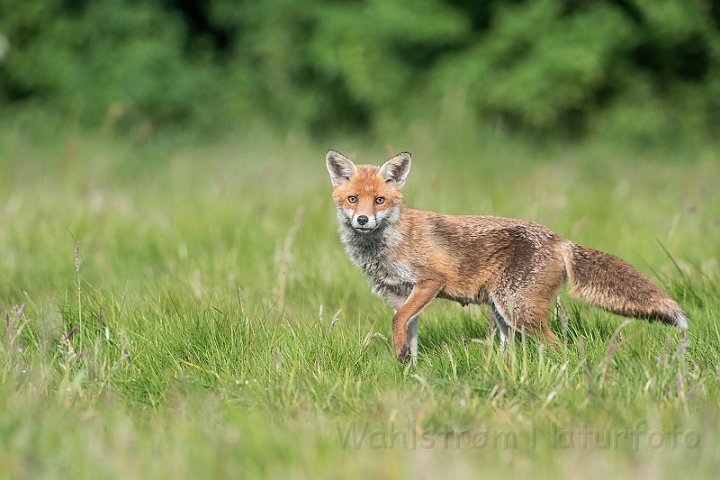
[1,124,720,478]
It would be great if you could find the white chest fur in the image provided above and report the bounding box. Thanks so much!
[337,211,416,296]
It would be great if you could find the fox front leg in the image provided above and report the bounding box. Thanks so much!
[407,315,419,365]
[392,280,443,363]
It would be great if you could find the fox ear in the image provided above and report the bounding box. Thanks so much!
[326,150,357,187]
[379,152,411,188]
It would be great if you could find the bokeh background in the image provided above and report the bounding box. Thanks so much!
[2,2,720,479]
[2,0,720,142]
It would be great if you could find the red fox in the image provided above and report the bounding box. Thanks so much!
[326,150,687,363]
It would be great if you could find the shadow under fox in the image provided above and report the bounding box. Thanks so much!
[326,150,687,363]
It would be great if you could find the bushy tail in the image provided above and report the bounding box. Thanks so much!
[561,242,687,328]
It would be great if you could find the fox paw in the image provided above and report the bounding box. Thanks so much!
[396,344,410,363]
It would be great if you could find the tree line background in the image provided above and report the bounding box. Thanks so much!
[1,0,719,142]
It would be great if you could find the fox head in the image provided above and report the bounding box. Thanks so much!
[326,150,411,233]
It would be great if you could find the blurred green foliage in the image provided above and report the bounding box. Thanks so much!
[1,0,720,140]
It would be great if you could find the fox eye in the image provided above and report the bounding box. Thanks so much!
[375,197,385,205]
[348,196,358,203]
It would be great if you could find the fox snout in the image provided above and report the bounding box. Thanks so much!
[351,212,377,232]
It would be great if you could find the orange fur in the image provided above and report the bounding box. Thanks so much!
[326,150,687,363]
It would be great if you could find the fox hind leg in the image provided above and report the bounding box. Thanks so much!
[491,302,513,350]
[510,298,559,346]
[491,294,559,348]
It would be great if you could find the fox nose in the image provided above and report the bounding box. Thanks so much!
[356,215,369,226]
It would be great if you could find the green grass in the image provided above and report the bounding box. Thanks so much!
[1,125,720,478]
